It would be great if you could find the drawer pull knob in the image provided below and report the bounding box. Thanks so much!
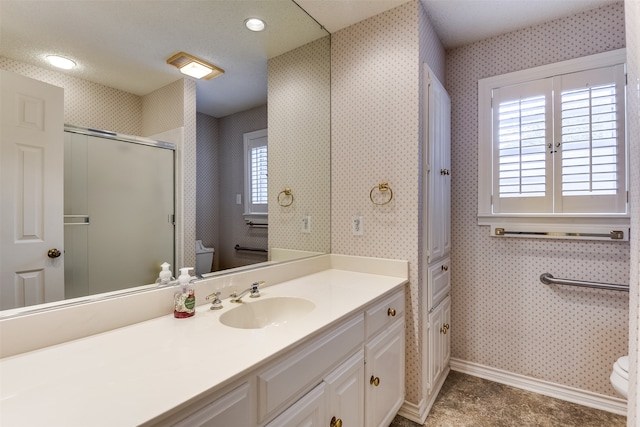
[440,323,450,334]
[441,265,449,271]
[370,375,380,386]
[330,416,343,427]
[387,308,396,317]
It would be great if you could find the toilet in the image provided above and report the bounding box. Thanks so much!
[195,240,215,276]
[610,355,629,398]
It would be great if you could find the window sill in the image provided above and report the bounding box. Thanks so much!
[477,214,630,242]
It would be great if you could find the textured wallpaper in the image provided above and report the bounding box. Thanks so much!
[0,56,142,134]
[332,0,424,405]
[268,36,331,254]
[446,2,629,397]
[624,0,640,423]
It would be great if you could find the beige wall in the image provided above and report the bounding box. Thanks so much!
[446,2,629,398]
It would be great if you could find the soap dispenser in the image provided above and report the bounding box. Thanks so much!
[156,262,174,286]
[174,267,195,318]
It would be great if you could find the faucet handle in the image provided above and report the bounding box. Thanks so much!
[250,281,263,298]
[206,291,223,310]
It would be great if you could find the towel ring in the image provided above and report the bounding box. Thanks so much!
[277,188,294,207]
[370,182,393,205]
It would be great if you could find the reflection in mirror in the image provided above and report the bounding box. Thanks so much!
[0,0,330,316]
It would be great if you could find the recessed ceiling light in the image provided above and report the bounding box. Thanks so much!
[166,52,224,80]
[245,18,265,32]
[46,55,76,70]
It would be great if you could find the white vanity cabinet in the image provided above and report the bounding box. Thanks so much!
[152,288,405,427]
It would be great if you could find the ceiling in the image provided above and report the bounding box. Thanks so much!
[297,0,619,48]
[0,0,620,118]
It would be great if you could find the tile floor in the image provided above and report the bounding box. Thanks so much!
[390,371,626,427]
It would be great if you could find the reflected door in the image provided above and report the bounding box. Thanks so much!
[0,71,64,310]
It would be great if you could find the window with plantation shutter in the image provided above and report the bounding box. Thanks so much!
[243,129,268,218]
[479,52,627,224]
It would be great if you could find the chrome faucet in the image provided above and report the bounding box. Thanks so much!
[230,281,263,303]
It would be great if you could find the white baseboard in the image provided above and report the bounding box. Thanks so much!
[450,358,627,416]
[398,367,451,424]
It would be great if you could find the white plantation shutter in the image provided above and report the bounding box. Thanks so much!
[250,144,268,205]
[492,78,553,213]
[244,129,268,215]
[555,64,626,213]
[490,64,626,215]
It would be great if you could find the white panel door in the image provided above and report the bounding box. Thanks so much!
[364,320,405,427]
[325,350,365,427]
[1,70,64,310]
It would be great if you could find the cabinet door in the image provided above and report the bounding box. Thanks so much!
[266,383,325,427]
[428,296,451,393]
[424,65,451,263]
[172,382,251,427]
[428,303,445,390]
[427,258,451,311]
[365,320,405,427]
[442,296,451,366]
[325,350,365,427]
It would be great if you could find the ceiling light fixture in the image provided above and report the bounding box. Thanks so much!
[244,18,266,32]
[46,55,76,70]
[166,52,224,80]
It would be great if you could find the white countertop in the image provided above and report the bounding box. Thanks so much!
[0,267,406,426]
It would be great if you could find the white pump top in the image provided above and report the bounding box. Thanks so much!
[178,267,194,285]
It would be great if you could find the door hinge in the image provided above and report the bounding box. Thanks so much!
[169,214,175,225]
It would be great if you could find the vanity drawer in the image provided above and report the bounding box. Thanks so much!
[257,314,364,424]
[427,258,450,311]
[365,289,404,339]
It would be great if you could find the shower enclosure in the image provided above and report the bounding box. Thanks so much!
[64,128,175,298]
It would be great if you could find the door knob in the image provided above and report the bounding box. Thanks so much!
[330,416,343,427]
[370,375,380,386]
[47,249,61,258]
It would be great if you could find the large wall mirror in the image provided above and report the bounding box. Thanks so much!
[0,1,331,315]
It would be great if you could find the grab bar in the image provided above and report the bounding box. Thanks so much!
[247,222,268,228]
[540,273,629,292]
[234,244,267,253]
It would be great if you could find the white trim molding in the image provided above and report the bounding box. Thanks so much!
[450,358,627,416]
[397,367,450,424]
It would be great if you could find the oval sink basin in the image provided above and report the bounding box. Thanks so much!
[219,297,316,329]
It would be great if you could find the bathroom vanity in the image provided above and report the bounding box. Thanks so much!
[0,255,407,427]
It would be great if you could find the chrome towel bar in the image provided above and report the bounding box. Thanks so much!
[540,273,629,292]
[496,228,624,240]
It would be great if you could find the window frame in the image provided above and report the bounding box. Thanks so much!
[243,128,268,223]
[477,49,629,239]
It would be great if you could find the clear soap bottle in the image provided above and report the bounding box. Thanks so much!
[174,267,195,318]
